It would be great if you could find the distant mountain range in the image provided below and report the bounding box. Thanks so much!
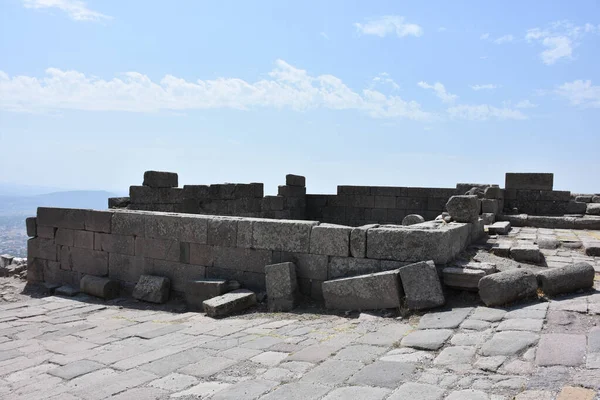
[0,190,120,216]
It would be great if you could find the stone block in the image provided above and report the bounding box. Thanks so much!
[535,201,568,216]
[80,275,120,299]
[185,279,227,310]
[112,211,146,236]
[189,243,215,266]
[338,185,371,195]
[135,237,182,262]
[279,252,328,281]
[309,224,351,256]
[133,275,170,303]
[575,195,592,203]
[55,285,80,296]
[265,262,298,311]
[94,233,135,255]
[26,217,37,237]
[482,213,495,225]
[478,269,538,307]
[236,219,254,248]
[484,187,503,199]
[213,247,273,274]
[278,185,306,197]
[38,207,86,230]
[26,258,45,282]
[55,228,74,246]
[28,237,58,261]
[593,195,600,203]
[328,257,380,279]
[539,190,571,202]
[143,170,178,188]
[108,253,146,283]
[73,230,94,249]
[488,221,511,235]
[286,174,306,187]
[323,269,402,310]
[148,260,206,292]
[481,199,499,214]
[208,217,238,247]
[349,224,378,258]
[36,225,55,239]
[252,219,317,253]
[183,185,210,199]
[84,210,112,233]
[0,254,13,269]
[374,196,396,209]
[61,246,109,276]
[446,196,480,223]
[108,197,130,208]
[587,203,600,215]
[583,241,600,256]
[536,262,595,296]
[510,244,541,263]
[262,196,284,211]
[398,261,445,310]
[402,214,425,226]
[505,173,553,190]
[443,267,486,291]
[145,214,208,244]
[567,201,587,214]
[203,289,257,317]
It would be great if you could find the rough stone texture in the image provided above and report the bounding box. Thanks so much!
[26,217,37,237]
[583,241,600,256]
[567,201,588,214]
[388,383,444,400]
[538,237,559,249]
[80,275,120,300]
[587,203,600,215]
[536,334,586,366]
[481,213,495,225]
[482,199,499,214]
[478,269,538,307]
[511,244,541,263]
[203,289,257,317]
[348,361,416,388]
[401,329,453,350]
[322,269,402,311]
[286,174,306,187]
[252,220,318,253]
[506,173,554,190]
[265,262,298,312]
[398,261,445,310]
[185,279,227,310]
[443,267,486,290]
[108,196,130,208]
[488,221,511,235]
[309,224,351,257]
[480,331,539,356]
[536,262,595,296]
[418,308,473,329]
[55,285,80,296]
[556,387,596,400]
[143,170,178,188]
[446,195,481,223]
[133,275,170,304]
[349,225,377,258]
[402,214,425,226]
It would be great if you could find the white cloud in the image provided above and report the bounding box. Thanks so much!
[320,32,329,40]
[418,81,457,104]
[354,16,423,38]
[470,84,499,91]
[480,33,490,40]
[0,60,433,120]
[447,104,527,121]
[525,21,599,65]
[372,72,400,90]
[22,0,111,21]
[555,80,600,108]
[515,99,538,109]
[493,34,514,44]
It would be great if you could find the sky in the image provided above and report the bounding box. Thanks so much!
[0,0,599,195]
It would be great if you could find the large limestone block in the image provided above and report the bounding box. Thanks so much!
[252,219,318,253]
[265,262,298,312]
[80,275,120,300]
[488,221,511,235]
[185,279,227,310]
[446,196,481,223]
[481,199,499,214]
[309,224,351,257]
[536,262,595,296]
[567,201,587,214]
[322,269,402,310]
[398,261,445,310]
[37,207,86,230]
[203,289,257,317]
[510,244,541,263]
[143,170,178,188]
[478,269,538,307]
[349,224,378,258]
[505,173,553,190]
[133,275,170,304]
[286,174,306,187]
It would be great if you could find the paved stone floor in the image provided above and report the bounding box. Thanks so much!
[1,227,599,400]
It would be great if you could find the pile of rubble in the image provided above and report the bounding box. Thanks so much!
[0,254,27,279]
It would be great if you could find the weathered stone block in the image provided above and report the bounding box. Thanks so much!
[350,224,378,258]
[38,207,86,230]
[133,275,170,303]
[398,261,445,310]
[481,199,499,214]
[309,224,351,257]
[278,185,306,197]
[262,196,284,211]
[108,253,146,283]
[28,237,58,261]
[84,210,112,233]
[26,217,37,237]
[510,244,541,263]
[505,173,553,190]
[252,219,317,253]
[208,217,238,247]
[482,213,495,225]
[446,196,480,223]
[265,262,298,311]
[112,211,146,236]
[80,275,120,299]
[213,247,273,274]
[478,269,538,306]
[94,233,135,255]
[189,243,215,266]
[26,258,45,282]
[402,214,425,226]
[183,185,210,199]
[61,247,108,276]
[484,187,503,199]
[108,197,130,208]
[0,254,13,268]
[147,260,205,292]
[203,289,257,317]
[567,201,587,214]
[374,196,396,209]
[575,195,592,203]
[536,262,595,296]
[587,203,600,215]
[36,225,55,239]
[593,195,600,203]
[443,267,486,291]
[185,279,227,310]
[143,170,178,188]
[323,269,403,310]
[286,174,306,187]
[147,214,209,244]
[135,237,182,262]
[488,221,511,235]
[328,257,380,279]
[55,228,74,247]
[584,241,600,256]
[279,252,328,281]
[73,230,94,249]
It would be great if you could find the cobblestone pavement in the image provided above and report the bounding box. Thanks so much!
[0,227,599,400]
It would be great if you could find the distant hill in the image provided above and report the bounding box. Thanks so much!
[0,190,118,216]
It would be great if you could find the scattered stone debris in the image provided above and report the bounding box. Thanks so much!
[478,269,538,306]
[203,289,257,317]
[536,262,595,296]
[185,279,228,310]
[133,275,170,304]
[446,195,481,223]
[80,275,120,300]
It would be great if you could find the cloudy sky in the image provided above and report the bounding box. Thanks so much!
[1,0,599,193]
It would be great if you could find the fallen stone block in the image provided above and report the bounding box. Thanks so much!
[143,170,178,188]
[593,195,600,203]
[402,214,425,226]
[586,203,600,215]
[286,174,305,187]
[443,267,486,291]
[0,254,14,268]
[185,279,227,310]
[398,261,445,310]
[203,289,257,317]
[26,217,37,237]
[80,275,120,300]
[488,221,511,235]
[536,262,595,296]
[309,224,351,257]
[478,269,538,307]
[322,269,402,311]
[55,285,80,297]
[505,173,553,190]
[537,237,559,249]
[265,262,298,312]
[446,196,480,223]
[584,241,600,256]
[133,275,170,304]
[510,244,541,263]
[490,243,511,258]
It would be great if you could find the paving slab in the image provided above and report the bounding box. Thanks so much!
[387,382,444,400]
[417,308,473,329]
[401,329,453,350]
[480,331,539,356]
[433,346,476,365]
[322,386,391,400]
[496,318,544,332]
[300,359,363,386]
[535,334,586,366]
[48,359,104,380]
[211,379,279,400]
[348,361,417,388]
[259,382,331,400]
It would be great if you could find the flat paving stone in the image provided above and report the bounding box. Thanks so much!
[433,346,476,365]
[286,344,339,363]
[348,361,417,388]
[504,303,549,319]
[446,389,489,400]
[556,386,596,400]
[515,391,554,400]
[417,308,473,329]
[300,359,363,386]
[251,351,289,366]
[333,344,388,363]
[535,334,586,366]
[496,318,544,332]
[380,348,434,363]
[210,378,279,400]
[178,356,237,377]
[474,356,507,372]
[47,359,104,380]
[450,331,491,346]
[588,326,600,352]
[356,323,412,346]
[460,319,493,330]
[387,382,444,400]
[322,386,391,400]
[259,382,331,400]
[480,331,539,356]
[401,329,453,350]
[171,381,231,398]
[148,372,198,391]
[470,307,507,322]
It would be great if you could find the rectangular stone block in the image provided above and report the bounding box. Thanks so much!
[505,173,553,190]
[147,260,206,292]
[37,225,56,239]
[279,252,328,281]
[213,247,273,274]
[26,258,45,282]
[265,262,298,311]
[143,170,178,188]
[510,244,541,263]
[286,174,306,187]
[26,217,37,237]
[488,221,511,235]
[38,207,86,230]
[443,267,486,291]
[61,246,108,276]
[183,185,210,199]
[189,243,215,266]
[208,217,238,247]
[309,224,351,257]
[108,197,130,208]
[94,233,135,255]
[112,211,146,236]
[328,257,380,279]
[133,275,170,303]
[236,219,254,248]
[484,187,503,199]
[398,261,445,310]
[350,224,378,258]
[135,237,182,262]
[203,289,257,317]
[322,269,403,310]
[185,279,227,309]
[108,253,147,283]
[145,214,208,244]
[262,196,284,211]
[84,210,112,233]
[338,186,371,195]
[28,237,58,261]
[369,186,406,197]
[374,196,396,209]
[481,199,499,214]
[278,185,306,197]
[539,190,571,202]
[73,230,94,249]
[55,228,74,247]
[252,219,317,252]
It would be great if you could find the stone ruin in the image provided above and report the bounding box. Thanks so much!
[22,171,600,316]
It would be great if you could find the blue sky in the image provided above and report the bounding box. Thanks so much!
[1,0,599,195]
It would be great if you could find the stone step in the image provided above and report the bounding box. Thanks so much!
[488,221,511,235]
